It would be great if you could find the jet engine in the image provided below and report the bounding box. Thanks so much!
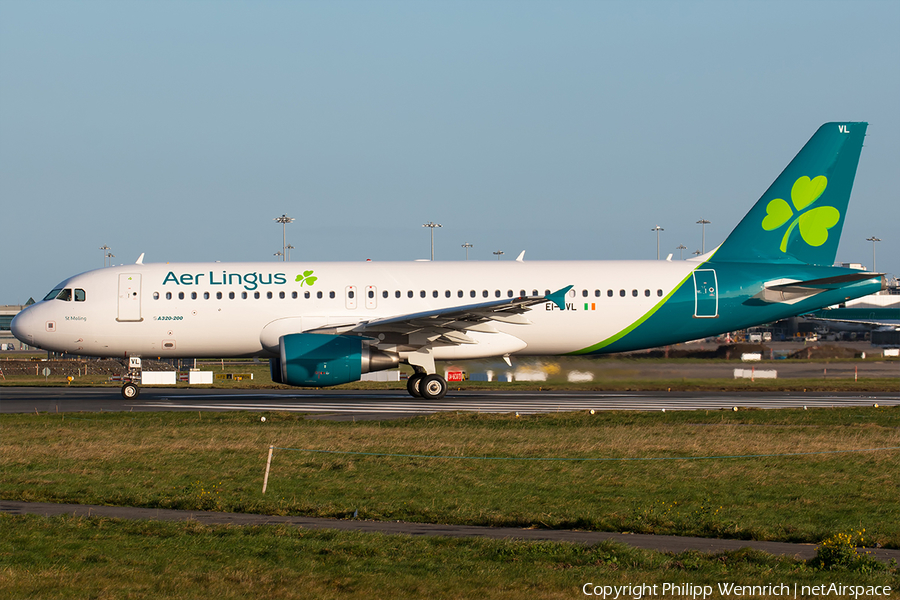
[270,333,399,387]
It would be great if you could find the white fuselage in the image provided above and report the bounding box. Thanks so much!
[13,260,697,359]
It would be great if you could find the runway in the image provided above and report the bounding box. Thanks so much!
[2,387,898,419]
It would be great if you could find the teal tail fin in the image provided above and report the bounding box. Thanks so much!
[712,122,867,266]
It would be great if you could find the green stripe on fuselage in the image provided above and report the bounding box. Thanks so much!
[568,268,697,355]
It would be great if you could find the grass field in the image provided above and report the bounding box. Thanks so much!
[3,408,899,545]
[2,515,897,600]
[3,408,900,598]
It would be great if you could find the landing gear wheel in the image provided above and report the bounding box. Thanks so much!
[419,374,447,400]
[121,382,140,399]
[406,373,424,398]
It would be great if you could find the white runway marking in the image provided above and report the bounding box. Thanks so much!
[138,393,900,415]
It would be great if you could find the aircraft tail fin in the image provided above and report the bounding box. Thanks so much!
[712,122,867,266]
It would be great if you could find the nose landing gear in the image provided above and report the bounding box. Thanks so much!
[121,356,142,399]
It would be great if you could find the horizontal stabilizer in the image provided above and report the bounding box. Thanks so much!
[756,273,884,304]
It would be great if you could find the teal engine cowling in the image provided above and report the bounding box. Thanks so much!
[270,333,399,387]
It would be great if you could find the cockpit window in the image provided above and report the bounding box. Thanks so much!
[74,289,86,302]
[55,289,73,301]
[43,288,63,301]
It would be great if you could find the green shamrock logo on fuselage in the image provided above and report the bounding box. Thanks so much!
[762,175,839,252]
[295,270,317,286]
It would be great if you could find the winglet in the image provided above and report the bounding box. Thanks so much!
[545,285,573,310]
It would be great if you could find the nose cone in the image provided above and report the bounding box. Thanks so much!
[10,307,37,346]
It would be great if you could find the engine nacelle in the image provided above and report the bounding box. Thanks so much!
[274,333,399,387]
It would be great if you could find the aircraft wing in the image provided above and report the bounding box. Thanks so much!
[304,286,572,346]
[804,309,900,330]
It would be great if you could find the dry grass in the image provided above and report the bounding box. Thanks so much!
[3,409,900,546]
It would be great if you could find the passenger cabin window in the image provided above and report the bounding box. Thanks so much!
[329,291,335,299]
[216,292,223,300]
[153,292,159,300]
[632,290,638,297]
[619,290,625,297]
[644,289,650,297]
[179,292,185,300]
[607,290,613,297]
[657,289,664,297]
[192,292,198,300]
[304,291,310,299]
[317,291,323,299]
[166,292,172,300]
[204,292,210,300]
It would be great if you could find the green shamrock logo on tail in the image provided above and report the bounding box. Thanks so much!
[295,270,317,286]
[762,176,839,252]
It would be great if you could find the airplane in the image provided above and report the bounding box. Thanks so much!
[11,122,885,400]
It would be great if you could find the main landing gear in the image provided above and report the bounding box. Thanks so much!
[406,372,448,400]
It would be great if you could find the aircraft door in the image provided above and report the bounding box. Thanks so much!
[365,286,377,309]
[692,269,718,318]
[117,274,143,322]
[345,286,357,310]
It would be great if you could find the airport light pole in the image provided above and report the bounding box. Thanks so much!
[866,236,881,272]
[274,215,294,262]
[651,226,664,260]
[493,250,504,260]
[285,244,294,262]
[105,252,115,266]
[423,222,442,261]
[676,244,687,260]
[461,242,473,260]
[692,249,702,257]
[274,251,283,260]
[100,245,110,267]
[696,219,710,254]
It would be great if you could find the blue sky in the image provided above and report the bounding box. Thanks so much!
[2,0,898,304]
